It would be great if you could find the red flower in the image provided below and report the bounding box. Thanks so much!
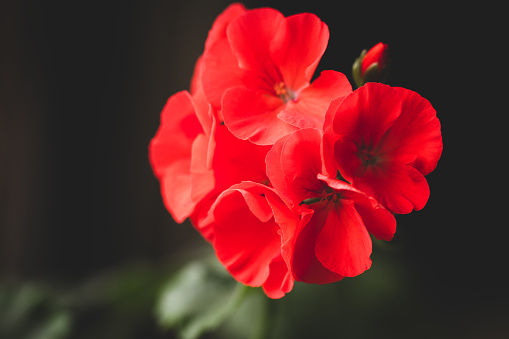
[331,83,443,214]
[266,128,396,283]
[149,3,443,297]
[201,6,352,145]
[149,54,270,240]
[211,182,297,298]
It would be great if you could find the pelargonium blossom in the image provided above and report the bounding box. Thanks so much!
[149,54,270,241]
[149,3,443,300]
[202,5,352,145]
[266,128,396,283]
[330,83,443,214]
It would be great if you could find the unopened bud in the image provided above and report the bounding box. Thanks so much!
[352,42,389,87]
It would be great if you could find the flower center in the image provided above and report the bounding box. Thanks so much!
[359,148,376,164]
[357,146,380,168]
[273,82,296,103]
[299,186,339,206]
[323,190,339,204]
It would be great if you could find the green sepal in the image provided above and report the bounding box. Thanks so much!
[352,49,366,88]
[362,63,380,83]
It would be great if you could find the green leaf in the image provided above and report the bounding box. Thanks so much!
[26,311,72,339]
[156,257,248,339]
[0,284,72,339]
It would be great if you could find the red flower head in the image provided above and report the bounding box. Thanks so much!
[266,128,396,284]
[149,3,443,298]
[331,83,443,214]
[211,182,297,298]
[201,5,352,145]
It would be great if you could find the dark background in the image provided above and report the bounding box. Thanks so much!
[1,0,507,338]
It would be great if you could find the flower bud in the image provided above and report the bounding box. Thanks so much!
[352,42,389,87]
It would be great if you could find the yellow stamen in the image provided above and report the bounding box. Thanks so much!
[273,82,295,103]
[274,82,288,97]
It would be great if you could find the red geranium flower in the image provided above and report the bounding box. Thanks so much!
[202,6,352,145]
[211,182,297,298]
[150,55,270,241]
[149,3,443,298]
[266,128,396,283]
[331,83,443,214]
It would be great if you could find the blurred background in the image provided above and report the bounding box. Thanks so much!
[1,0,507,338]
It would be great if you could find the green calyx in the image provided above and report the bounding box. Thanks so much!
[351,49,389,88]
[352,49,366,88]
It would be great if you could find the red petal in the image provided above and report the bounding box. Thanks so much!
[291,204,344,284]
[204,3,247,51]
[222,87,297,145]
[278,71,352,130]
[199,3,247,110]
[322,97,346,179]
[189,195,217,242]
[324,89,352,133]
[270,13,329,91]
[149,91,203,222]
[226,8,284,80]
[264,186,300,297]
[157,161,195,223]
[385,87,443,176]
[319,175,396,241]
[333,138,364,183]
[333,83,402,147]
[150,92,202,171]
[212,183,285,288]
[354,162,430,214]
[354,195,397,241]
[265,134,293,205]
[279,128,324,205]
[189,56,215,138]
[212,124,270,188]
[315,201,372,277]
[321,130,339,179]
[202,38,246,110]
[262,256,294,299]
[190,134,215,202]
[190,55,203,96]
[264,188,301,266]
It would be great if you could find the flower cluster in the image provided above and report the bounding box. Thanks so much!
[149,3,442,298]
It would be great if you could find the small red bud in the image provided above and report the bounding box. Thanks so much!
[361,42,389,76]
[352,42,390,88]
